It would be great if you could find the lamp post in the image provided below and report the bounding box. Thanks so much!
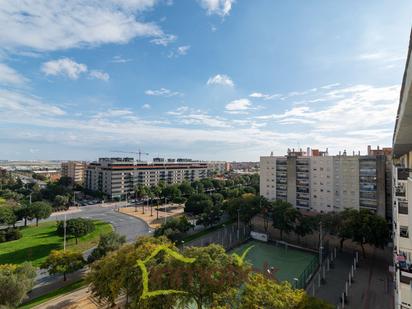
[63,213,67,252]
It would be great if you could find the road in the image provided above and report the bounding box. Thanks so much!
[30,203,151,295]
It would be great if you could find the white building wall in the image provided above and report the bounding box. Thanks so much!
[260,156,277,200]
[310,156,334,212]
[334,156,360,211]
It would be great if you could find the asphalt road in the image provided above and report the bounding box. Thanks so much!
[32,203,151,291]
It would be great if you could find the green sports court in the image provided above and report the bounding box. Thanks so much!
[231,240,318,288]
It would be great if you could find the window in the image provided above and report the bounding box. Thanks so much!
[400,226,409,238]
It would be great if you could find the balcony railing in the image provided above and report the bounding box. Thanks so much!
[399,202,409,215]
[397,167,411,181]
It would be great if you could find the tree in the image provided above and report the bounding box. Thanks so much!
[57,218,95,244]
[15,204,34,227]
[337,209,358,250]
[0,262,36,308]
[271,200,300,240]
[191,181,205,194]
[87,236,178,308]
[177,244,249,309]
[185,194,213,215]
[31,201,52,226]
[226,194,263,227]
[42,250,85,281]
[54,195,70,208]
[154,216,194,241]
[212,272,333,309]
[210,193,224,206]
[295,215,318,241]
[197,204,223,227]
[179,181,195,196]
[351,209,389,257]
[200,178,214,191]
[0,205,17,226]
[58,176,73,187]
[161,185,181,202]
[88,231,126,263]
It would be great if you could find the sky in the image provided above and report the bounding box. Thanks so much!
[0,0,411,162]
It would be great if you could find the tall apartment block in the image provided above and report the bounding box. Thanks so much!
[260,148,389,216]
[392,31,412,309]
[85,158,209,199]
[61,161,87,184]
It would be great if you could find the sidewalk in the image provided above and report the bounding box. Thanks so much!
[313,249,393,309]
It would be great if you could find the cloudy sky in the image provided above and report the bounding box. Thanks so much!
[0,0,411,161]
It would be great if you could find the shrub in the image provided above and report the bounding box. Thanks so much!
[0,228,22,243]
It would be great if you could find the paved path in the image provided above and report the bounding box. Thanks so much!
[313,249,393,309]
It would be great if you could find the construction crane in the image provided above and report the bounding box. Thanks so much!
[111,149,149,161]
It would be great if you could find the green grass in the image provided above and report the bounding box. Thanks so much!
[0,220,113,266]
[19,280,86,309]
[182,220,234,243]
[231,240,317,284]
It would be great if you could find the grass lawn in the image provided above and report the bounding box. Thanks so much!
[19,280,86,309]
[0,220,112,266]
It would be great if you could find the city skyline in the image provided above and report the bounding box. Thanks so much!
[0,1,411,161]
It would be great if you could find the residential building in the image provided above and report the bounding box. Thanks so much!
[392,31,412,309]
[207,161,229,175]
[260,148,389,216]
[85,157,209,199]
[61,161,87,184]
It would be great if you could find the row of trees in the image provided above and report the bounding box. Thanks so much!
[0,201,52,228]
[86,236,332,308]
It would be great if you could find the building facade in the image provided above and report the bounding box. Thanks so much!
[85,158,209,199]
[61,161,87,184]
[260,149,388,216]
[392,30,412,309]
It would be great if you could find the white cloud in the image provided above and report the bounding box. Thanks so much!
[257,84,399,133]
[199,0,234,16]
[150,34,177,46]
[89,70,110,81]
[0,89,65,117]
[93,109,133,119]
[357,51,405,63]
[145,88,181,97]
[111,55,132,63]
[0,0,175,52]
[168,45,191,58]
[0,63,27,85]
[225,98,252,114]
[42,58,87,80]
[142,104,151,109]
[207,74,234,87]
[167,106,189,116]
[249,92,280,100]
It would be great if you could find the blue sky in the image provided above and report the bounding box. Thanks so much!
[0,0,411,161]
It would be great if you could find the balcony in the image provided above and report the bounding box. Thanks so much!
[399,201,409,215]
[397,167,411,181]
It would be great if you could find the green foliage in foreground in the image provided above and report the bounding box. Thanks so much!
[87,236,332,309]
[0,263,36,308]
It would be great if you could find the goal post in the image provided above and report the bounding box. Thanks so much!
[250,231,268,242]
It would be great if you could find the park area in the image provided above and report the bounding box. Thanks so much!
[232,240,318,288]
[0,220,112,266]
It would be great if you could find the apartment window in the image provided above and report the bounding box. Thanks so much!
[400,226,409,238]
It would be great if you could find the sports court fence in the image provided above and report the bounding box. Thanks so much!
[182,223,250,251]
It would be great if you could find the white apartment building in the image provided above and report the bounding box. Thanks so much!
[260,149,388,216]
[392,31,412,309]
[85,157,209,199]
[61,161,87,184]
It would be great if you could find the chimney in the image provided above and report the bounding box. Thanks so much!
[353,151,355,156]
[358,151,360,156]
[367,145,371,155]
[307,147,311,157]
[270,151,273,156]
[339,151,341,156]
[343,150,347,156]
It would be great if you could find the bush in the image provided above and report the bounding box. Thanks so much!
[0,228,22,243]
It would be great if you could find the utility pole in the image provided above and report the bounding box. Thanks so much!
[237,208,240,240]
[319,221,323,267]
